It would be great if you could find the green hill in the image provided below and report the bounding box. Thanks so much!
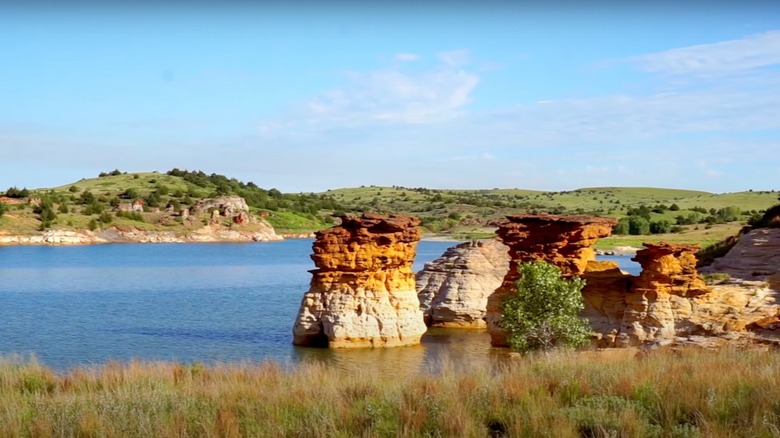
[1,171,777,248]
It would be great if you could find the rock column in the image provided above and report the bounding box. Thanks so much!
[292,214,427,348]
[618,242,709,346]
[486,214,617,347]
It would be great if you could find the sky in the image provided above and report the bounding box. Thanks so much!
[1,1,779,193]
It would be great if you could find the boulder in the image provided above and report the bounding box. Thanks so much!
[416,239,510,328]
[292,214,427,348]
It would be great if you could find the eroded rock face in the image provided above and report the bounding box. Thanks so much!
[616,243,709,346]
[416,239,510,328]
[292,214,427,348]
[700,228,780,281]
[586,242,780,347]
[581,261,632,346]
[192,196,250,216]
[486,214,617,346]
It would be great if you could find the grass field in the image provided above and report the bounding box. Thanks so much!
[2,172,777,243]
[2,348,780,437]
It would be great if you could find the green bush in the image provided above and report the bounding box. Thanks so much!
[500,261,591,352]
[0,201,6,217]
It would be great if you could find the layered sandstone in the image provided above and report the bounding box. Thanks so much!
[700,228,780,281]
[581,261,632,345]
[617,243,710,346]
[586,242,780,347]
[486,214,617,346]
[416,239,510,328]
[292,214,427,348]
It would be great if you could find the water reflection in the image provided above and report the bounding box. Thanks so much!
[292,328,513,377]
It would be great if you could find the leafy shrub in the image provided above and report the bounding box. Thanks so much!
[4,186,30,198]
[500,261,591,352]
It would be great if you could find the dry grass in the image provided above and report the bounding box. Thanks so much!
[2,349,780,437]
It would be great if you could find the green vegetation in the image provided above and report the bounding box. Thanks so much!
[2,349,780,436]
[321,185,778,242]
[0,170,776,241]
[501,261,590,352]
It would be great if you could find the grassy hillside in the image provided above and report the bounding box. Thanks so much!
[1,171,777,246]
[0,170,338,236]
[320,185,778,245]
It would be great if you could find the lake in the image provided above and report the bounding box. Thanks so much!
[0,240,640,373]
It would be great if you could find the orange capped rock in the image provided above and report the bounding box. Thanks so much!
[292,214,427,348]
[486,214,617,347]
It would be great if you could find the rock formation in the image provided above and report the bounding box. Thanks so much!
[486,214,617,346]
[416,239,510,328]
[292,214,427,348]
[615,243,709,346]
[700,228,780,281]
[580,260,632,346]
[583,242,780,348]
[192,196,250,216]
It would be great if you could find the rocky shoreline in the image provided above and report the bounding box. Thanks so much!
[0,224,282,245]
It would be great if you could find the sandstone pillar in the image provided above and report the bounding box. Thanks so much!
[486,214,617,347]
[292,214,427,348]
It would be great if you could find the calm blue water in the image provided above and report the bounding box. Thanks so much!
[0,240,639,372]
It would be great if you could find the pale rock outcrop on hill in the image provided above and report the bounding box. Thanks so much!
[191,196,250,216]
[416,239,510,328]
[292,214,427,348]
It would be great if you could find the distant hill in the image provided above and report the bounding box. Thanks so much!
[1,170,777,248]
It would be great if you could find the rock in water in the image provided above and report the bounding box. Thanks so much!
[292,214,427,348]
[416,239,510,328]
[486,214,617,347]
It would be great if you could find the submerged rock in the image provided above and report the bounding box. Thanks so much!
[416,239,510,328]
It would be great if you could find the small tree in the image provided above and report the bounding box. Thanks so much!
[500,261,591,352]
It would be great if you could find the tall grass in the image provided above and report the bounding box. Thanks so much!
[1,349,780,437]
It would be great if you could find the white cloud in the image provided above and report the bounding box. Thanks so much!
[394,53,421,62]
[632,30,780,77]
[437,49,471,67]
[284,64,480,126]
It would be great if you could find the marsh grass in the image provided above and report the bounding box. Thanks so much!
[1,349,780,437]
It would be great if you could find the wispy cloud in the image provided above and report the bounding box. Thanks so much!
[631,30,780,77]
[270,59,480,127]
[394,53,421,62]
[437,49,471,67]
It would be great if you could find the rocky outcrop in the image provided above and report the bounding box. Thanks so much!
[416,239,510,328]
[292,214,427,348]
[0,221,281,245]
[700,228,780,281]
[616,243,710,346]
[0,229,104,245]
[581,261,632,345]
[584,242,780,348]
[192,196,250,216]
[486,214,617,346]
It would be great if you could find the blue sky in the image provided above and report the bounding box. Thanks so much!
[1,1,779,193]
